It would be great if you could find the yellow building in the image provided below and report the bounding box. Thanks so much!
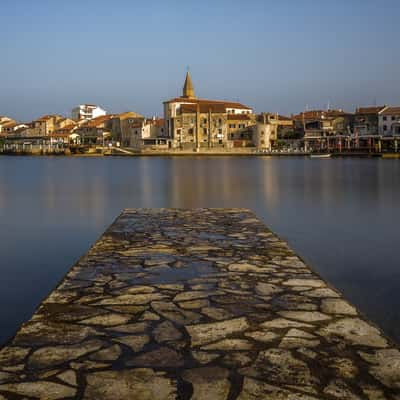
[163,72,253,149]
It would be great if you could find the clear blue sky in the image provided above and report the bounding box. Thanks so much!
[1,0,399,121]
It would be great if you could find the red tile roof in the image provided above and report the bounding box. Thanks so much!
[355,106,386,115]
[165,97,252,110]
[1,120,18,128]
[36,115,62,122]
[180,103,227,113]
[380,106,400,115]
[152,118,164,127]
[117,111,144,120]
[82,115,114,128]
[292,109,351,121]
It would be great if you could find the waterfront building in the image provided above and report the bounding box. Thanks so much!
[163,72,253,149]
[269,114,295,139]
[354,106,386,136]
[50,121,79,144]
[74,115,114,144]
[23,115,59,137]
[252,114,278,150]
[71,104,107,121]
[109,111,144,146]
[0,118,30,137]
[227,114,253,146]
[293,109,354,152]
[21,115,75,137]
[293,109,353,138]
[128,117,168,150]
[0,118,18,135]
[378,106,400,136]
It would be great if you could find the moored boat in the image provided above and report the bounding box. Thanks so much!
[310,153,332,158]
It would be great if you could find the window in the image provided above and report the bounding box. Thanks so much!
[218,129,222,134]
[383,116,387,121]
[383,125,387,131]
[203,128,207,134]
[229,124,236,129]
[203,118,207,124]
[218,118,222,124]
[392,116,396,121]
[188,128,194,135]
[177,129,181,135]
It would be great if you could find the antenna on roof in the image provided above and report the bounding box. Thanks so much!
[373,96,377,106]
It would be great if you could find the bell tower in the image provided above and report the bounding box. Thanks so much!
[182,70,195,99]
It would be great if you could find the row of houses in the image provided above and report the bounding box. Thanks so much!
[1,72,400,153]
[292,106,400,138]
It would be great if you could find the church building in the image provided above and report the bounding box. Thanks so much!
[163,72,255,150]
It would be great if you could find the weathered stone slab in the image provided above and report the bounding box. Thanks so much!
[185,317,250,346]
[84,369,177,399]
[0,381,76,399]
[0,209,398,399]
[182,367,230,400]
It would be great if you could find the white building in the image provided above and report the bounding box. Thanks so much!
[379,106,400,136]
[72,104,107,121]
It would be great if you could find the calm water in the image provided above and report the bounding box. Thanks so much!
[0,156,399,345]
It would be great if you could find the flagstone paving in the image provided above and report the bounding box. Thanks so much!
[0,208,399,399]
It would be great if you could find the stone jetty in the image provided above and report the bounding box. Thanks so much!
[0,208,399,399]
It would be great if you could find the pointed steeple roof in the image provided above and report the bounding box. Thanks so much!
[182,70,195,98]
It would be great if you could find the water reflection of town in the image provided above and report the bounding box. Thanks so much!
[1,157,395,225]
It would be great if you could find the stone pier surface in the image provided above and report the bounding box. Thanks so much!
[0,209,399,400]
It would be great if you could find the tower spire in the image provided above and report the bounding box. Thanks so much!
[182,69,195,98]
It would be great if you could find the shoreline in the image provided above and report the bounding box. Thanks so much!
[0,151,395,158]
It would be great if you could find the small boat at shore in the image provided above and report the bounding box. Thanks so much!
[382,153,400,159]
[310,154,332,158]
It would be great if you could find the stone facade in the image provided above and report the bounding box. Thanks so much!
[109,112,144,146]
[293,110,354,138]
[74,115,114,144]
[22,115,75,137]
[379,106,400,136]
[354,106,386,136]
[163,72,258,150]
